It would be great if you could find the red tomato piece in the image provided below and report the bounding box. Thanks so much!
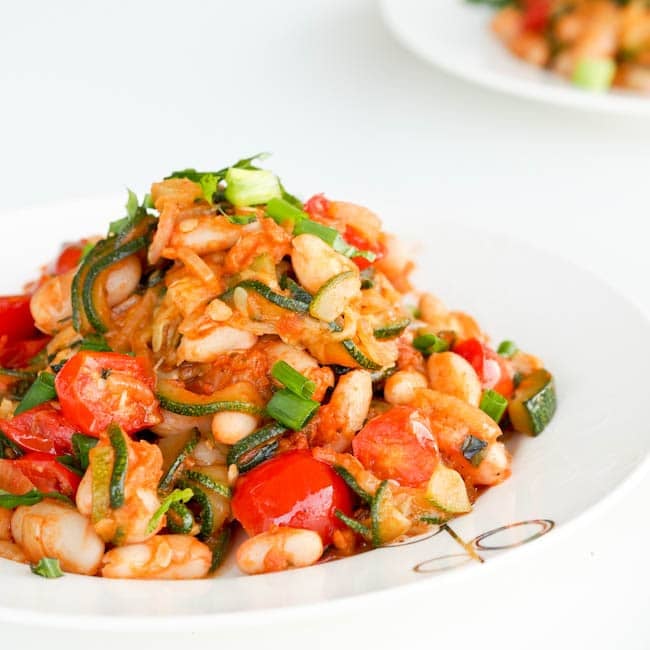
[54,243,84,275]
[303,193,330,219]
[454,339,515,398]
[343,225,385,271]
[0,403,78,455]
[0,458,35,494]
[14,452,81,497]
[0,336,50,369]
[352,406,439,487]
[0,295,37,342]
[522,0,550,31]
[55,351,161,437]
[231,450,353,545]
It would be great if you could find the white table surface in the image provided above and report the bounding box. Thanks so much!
[1,1,649,648]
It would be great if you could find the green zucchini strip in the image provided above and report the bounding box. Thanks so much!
[226,422,287,468]
[183,470,231,499]
[333,465,372,503]
[108,424,128,509]
[370,480,389,548]
[220,280,310,314]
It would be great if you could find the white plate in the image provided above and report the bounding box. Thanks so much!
[1,197,649,629]
[381,0,650,116]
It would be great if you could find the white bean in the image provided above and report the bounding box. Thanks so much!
[384,370,428,405]
[178,326,257,363]
[212,411,260,445]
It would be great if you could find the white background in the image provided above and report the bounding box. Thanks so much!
[1,1,649,648]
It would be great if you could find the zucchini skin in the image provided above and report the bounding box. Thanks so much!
[158,428,200,493]
[183,469,231,498]
[108,424,128,509]
[373,319,411,340]
[166,501,195,535]
[220,280,310,314]
[508,369,557,436]
[341,340,382,371]
[156,380,262,418]
[370,480,389,547]
[226,422,287,469]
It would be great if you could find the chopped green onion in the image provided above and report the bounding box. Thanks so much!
[55,455,84,476]
[0,488,72,509]
[266,197,308,225]
[78,333,112,352]
[143,193,154,210]
[413,333,450,355]
[497,340,518,358]
[199,173,219,203]
[479,389,508,423]
[266,388,319,431]
[14,372,57,415]
[334,509,371,538]
[224,168,282,207]
[572,58,616,91]
[71,433,98,471]
[460,435,488,467]
[31,557,64,579]
[146,487,194,534]
[271,360,316,399]
[227,214,257,225]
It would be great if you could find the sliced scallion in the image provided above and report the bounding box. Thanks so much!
[266,197,308,225]
[412,333,450,355]
[14,372,57,415]
[0,488,72,509]
[479,389,508,423]
[271,360,316,399]
[497,340,518,358]
[71,433,98,471]
[266,388,319,431]
[31,557,64,579]
[293,219,375,261]
[224,168,282,207]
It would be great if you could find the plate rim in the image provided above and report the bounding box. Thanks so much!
[1,196,649,629]
[380,0,650,117]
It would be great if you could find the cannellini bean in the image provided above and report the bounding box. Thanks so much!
[384,370,428,405]
[105,255,142,307]
[30,269,75,335]
[178,326,257,363]
[192,438,228,465]
[11,500,105,575]
[426,352,482,406]
[291,234,358,294]
[102,535,211,579]
[0,507,12,540]
[236,527,324,575]
[470,442,511,486]
[419,292,448,324]
[212,411,260,445]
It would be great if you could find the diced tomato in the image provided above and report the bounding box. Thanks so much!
[352,406,439,487]
[522,0,550,31]
[55,351,161,437]
[54,243,85,275]
[0,336,50,369]
[453,338,514,398]
[343,225,384,271]
[0,403,78,455]
[231,450,353,545]
[0,295,37,342]
[303,193,330,220]
[14,452,80,497]
[0,458,35,494]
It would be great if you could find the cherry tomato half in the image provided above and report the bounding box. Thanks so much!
[0,336,50,369]
[0,296,37,342]
[231,450,353,545]
[55,351,161,437]
[352,406,439,487]
[522,0,550,31]
[343,225,385,271]
[303,193,330,220]
[14,452,81,497]
[54,242,85,275]
[0,403,78,456]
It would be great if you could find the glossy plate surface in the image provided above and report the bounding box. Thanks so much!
[1,197,649,628]
[381,0,650,116]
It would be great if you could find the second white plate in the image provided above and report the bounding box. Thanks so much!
[381,0,650,116]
